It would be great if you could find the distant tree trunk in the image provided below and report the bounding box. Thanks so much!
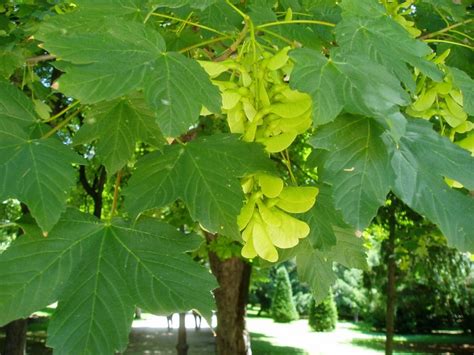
[385,207,397,355]
[3,205,30,355]
[2,319,27,355]
[206,233,252,355]
[134,307,142,319]
[176,313,188,355]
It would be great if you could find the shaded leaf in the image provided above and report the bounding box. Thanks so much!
[125,134,275,239]
[311,115,394,230]
[37,16,165,103]
[296,239,337,303]
[337,0,443,89]
[145,52,221,137]
[0,209,217,354]
[391,119,474,252]
[74,95,165,174]
[290,49,409,130]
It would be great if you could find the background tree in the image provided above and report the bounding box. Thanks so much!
[308,291,338,332]
[271,267,299,323]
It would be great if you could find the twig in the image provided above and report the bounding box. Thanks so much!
[419,19,473,40]
[214,22,249,62]
[110,170,123,219]
[41,109,80,139]
[257,19,336,30]
[423,39,474,50]
[26,54,56,65]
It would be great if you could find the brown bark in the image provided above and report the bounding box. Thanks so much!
[385,208,397,355]
[2,319,27,355]
[206,234,252,355]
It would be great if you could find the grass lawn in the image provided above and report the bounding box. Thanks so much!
[247,313,474,354]
[1,311,473,354]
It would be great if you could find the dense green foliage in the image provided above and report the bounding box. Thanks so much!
[308,291,338,332]
[271,267,299,323]
[362,212,474,334]
[0,0,473,353]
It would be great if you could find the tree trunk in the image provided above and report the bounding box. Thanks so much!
[176,313,188,355]
[385,208,397,355]
[2,319,27,355]
[206,234,252,355]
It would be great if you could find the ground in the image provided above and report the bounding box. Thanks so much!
[1,312,473,354]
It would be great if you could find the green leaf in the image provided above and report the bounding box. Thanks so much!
[74,95,165,174]
[290,49,410,128]
[0,80,37,129]
[337,0,443,87]
[391,119,474,252]
[37,16,165,103]
[199,2,243,31]
[450,67,474,115]
[125,134,275,239]
[327,227,368,270]
[0,50,23,79]
[0,124,82,232]
[145,52,221,137]
[0,222,78,326]
[296,239,337,303]
[0,209,217,354]
[311,115,394,230]
[72,0,146,15]
[301,185,342,250]
[290,49,343,126]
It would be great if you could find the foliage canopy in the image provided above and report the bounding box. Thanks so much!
[0,0,473,353]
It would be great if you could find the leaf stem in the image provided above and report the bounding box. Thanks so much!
[448,29,474,42]
[419,19,473,40]
[149,12,227,36]
[44,100,80,122]
[257,19,336,30]
[423,39,474,50]
[281,151,297,184]
[179,35,232,54]
[0,223,17,229]
[110,170,123,219]
[41,109,80,139]
[259,28,296,46]
[225,0,249,21]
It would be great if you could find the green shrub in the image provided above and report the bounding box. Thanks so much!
[308,291,338,331]
[271,267,299,323]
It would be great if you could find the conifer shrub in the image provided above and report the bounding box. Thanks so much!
[271,267,299,323]
[308,291,338,331]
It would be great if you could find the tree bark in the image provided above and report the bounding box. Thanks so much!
[2,319,27,355]
[176,313,188,355]
[206,234,252,355]
[385,208,397,355]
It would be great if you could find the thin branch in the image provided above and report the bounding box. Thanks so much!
[259,28,296,46]
[419,19,473,40]
[0,223,17,229]
[149,12,227,36]
[110,170,123,219]
[41,109,80,139]
[44,100,80,122]
[257,19,336,30]
[179,35,232,54]
[214,22,249,62]
[79,165,97,198]
[26,54,56,65]
[423,39,474,50]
